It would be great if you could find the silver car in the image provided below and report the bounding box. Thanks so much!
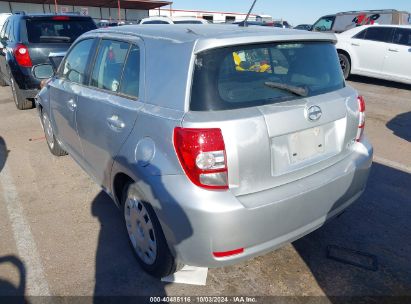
[34,25,373,278]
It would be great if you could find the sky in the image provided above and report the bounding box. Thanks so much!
[168,0,411,25]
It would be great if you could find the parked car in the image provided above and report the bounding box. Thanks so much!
[312,9,410,33]
[0,13,96,109]
[140,16,209,25]
[34,24,373,278]
[336,25,411,83]
[272,21,292,28]
[294,24,312,31]
[96,20,119,28]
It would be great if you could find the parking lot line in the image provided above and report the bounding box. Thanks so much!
[0,162,51,296]
[374,155,411,174]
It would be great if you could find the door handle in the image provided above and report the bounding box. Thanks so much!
[107,115,125,131]
[388,48,399,52]
[351,43,360,46]
[67,98,77,111]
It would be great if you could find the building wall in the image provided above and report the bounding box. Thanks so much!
[150,8,260,23]
[0,1,148,22]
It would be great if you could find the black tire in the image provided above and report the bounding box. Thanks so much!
[10,77,33,110]
[41,110,67,156]
[338,52,351,80]
[122,183,180,278]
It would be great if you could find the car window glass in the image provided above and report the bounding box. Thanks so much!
[62,39,94,84]
[119,45,140,98]
[142,20,170,24]
[393,28,411,46]
[191,42,344,111]
[313,16,335,31]
[90,40,129,92]
[0,20,7,39]
[353,28,367,39]
[26,19,96,43]
[3,20,10,39]
[363,27,393,42]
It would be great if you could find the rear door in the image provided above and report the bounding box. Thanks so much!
[350,26,394,75]
[184,41,360,201]
[382,27,411,82]
[75,38,143,187]
[49,38,96,162]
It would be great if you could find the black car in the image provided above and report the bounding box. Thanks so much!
[0,13,96,109]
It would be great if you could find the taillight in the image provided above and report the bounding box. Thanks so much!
[52,16,70,21]
[14,44,32,67]
[356,95,366,142]
[173,127,228,190]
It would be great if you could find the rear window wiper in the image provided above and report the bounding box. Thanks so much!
[264,81,308,97]
[39,36,71,42]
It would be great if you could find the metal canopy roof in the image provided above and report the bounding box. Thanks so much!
[10,0,171,10]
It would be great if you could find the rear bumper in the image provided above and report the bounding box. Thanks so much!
[145,138,373,267]
[10,63,41,95]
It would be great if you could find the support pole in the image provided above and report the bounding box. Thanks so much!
[117,0,121,23]
[54,0,58,13]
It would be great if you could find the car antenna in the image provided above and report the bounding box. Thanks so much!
[240,0,258,27]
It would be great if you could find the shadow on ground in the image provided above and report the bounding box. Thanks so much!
[386,111,411,142]
[91,161,193,301]
[0,255,27,303]
[293,162,411,297]
[91,191,168,298]
[0,136,8,173]
[348,75,411,90]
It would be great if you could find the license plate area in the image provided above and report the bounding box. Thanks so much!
[288,127,325,163]
[271,120,343,176]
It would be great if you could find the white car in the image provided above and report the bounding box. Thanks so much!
[140,16,209,25]
[336,25,411,84]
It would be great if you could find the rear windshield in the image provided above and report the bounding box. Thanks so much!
[190,42,344,111]
[26,18,96,43]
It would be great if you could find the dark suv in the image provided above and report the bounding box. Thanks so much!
[0,13,96,109]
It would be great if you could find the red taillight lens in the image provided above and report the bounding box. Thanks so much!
[14,44,32,67]
[52,16,70,21]
[356,95,366,142]
[173,127,228,190]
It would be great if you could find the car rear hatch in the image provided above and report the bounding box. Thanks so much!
[22,15,96,66]
[181,40,362,207]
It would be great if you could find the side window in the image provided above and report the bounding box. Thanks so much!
[363,27,393,42]
[61,39,94,84]
[353,29,367,39]
[90,39,129,92]
[393,28,411,46]
[2,20,9,39]
[0,20,7,39]
[119,45,140,98]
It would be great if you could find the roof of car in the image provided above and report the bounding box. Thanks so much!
[11,13,92,19]
[93,24,337,53]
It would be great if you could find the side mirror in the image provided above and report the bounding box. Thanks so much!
[32,64,54,79]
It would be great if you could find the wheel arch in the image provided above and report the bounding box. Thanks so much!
[112,172,134,206]
[337,48,352,64]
